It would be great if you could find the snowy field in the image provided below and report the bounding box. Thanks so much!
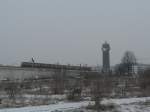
[0,97,150,112]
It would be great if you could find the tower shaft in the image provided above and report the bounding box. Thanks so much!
[103,51,110,72]
[102,42,110,72]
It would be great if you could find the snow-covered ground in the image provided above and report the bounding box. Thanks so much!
[0,97,150,112]
[103,97,150,112]
[0,101,89,112]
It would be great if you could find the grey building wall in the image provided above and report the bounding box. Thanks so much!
[0,66,81,81]
[0,66,54,80]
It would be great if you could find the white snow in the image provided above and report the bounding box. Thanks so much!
[102,97,150,105]
[103,97,150,112]
[23,94,66,101]
[0,101,89,112]
[0,97,150,112]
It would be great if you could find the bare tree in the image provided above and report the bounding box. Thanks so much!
[90,75,114,112]
[52,69,66,94]
[120,51,136,74]
[67,86,82,101]
[139,68,150,96]
[5,81,20,100]
[67,77,82,101]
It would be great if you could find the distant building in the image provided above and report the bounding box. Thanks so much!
[136,64,150,74]
[102,42,110,72]
[21,62,92,71]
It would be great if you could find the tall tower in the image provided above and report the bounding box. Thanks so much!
[102,42,110,72]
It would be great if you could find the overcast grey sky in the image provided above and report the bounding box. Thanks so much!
[1,0,150,66]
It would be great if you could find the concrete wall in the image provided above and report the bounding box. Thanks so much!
[0,66,81,80]
[0,66,53,80]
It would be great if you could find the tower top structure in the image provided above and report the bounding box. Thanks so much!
[102,41,110,52]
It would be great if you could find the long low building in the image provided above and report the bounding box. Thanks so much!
[0,62,92,81]
[21,62,92,71]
